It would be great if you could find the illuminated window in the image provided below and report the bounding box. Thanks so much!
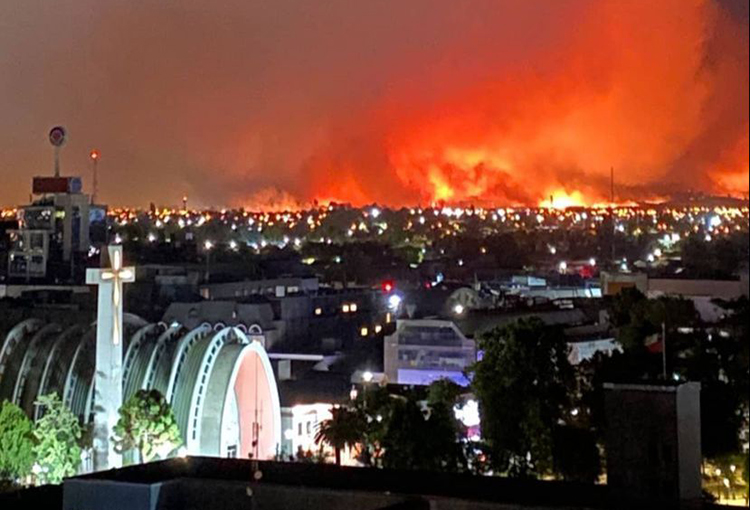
[360,327,369,337]
[350,303,358,312]
[342,304,350,313]
[315,307,322,316]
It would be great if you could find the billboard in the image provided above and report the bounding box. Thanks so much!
[32,176,83,194]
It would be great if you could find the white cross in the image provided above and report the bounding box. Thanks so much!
[86,245,135,346]
[86,244,135,471]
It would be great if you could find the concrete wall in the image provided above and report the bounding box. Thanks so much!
[604,383,702,506]
[64,479,161,510]
[64,477,605,510]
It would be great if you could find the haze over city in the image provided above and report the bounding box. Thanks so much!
[1,0,748,209]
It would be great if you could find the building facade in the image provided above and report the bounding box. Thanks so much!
[384,319,476,386]
[7,176,106,281]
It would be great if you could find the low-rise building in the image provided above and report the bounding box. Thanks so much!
[384,319,476,386]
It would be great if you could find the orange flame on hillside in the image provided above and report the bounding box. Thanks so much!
[302,0,748,208]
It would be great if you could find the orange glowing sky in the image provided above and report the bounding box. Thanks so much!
[0,0,747,209]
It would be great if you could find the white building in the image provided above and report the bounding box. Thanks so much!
[384,319,476,386]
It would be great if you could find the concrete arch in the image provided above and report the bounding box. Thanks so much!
[123,313,149,330]
[182,327,236,453]
[122,324,162,401]
[13,323,62,414]
[166,324,212,403]
[83,317,148,423]
[222,330,281,460]
[0,318,281,462]
[122,324,160,390]
[63,327,96,421]
[36,324,87,420]
[0,319,44,401]
[143,324,183,396]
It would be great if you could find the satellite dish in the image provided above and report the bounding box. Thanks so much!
[49,126,67,147]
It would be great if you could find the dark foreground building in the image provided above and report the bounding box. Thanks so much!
[0,457,725,510]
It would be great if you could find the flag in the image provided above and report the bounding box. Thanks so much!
[645,333,664,354]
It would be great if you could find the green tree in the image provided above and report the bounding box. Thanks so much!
[552,426,600,482]
[470,318,574,477]
[380,381,468,472]
[113,390,182,464]
[352,384,392,466]
[0,401,35,482]
[314,406,364,466]
[32,393,82,485]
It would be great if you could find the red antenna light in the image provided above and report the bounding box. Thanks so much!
[90,149,100,160]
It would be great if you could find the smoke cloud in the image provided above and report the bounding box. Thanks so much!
[0,0,747,208]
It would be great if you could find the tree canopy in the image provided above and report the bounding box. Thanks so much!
[380,380,468,472]
[0,400,35,482]
[32,393,82,485]
[113,389,182,463]
[314,406,364,466]
[470,318,575,477]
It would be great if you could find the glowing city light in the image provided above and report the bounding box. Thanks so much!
[388,294,402,311]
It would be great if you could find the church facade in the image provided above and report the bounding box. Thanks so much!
[0,315,281,461]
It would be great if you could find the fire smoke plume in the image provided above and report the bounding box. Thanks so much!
[0,0,746,208]
[305,0,749,207]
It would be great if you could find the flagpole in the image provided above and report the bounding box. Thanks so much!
[662,322,667,380]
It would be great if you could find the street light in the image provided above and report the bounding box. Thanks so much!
[204,240,214,283]
[388,294,402,311]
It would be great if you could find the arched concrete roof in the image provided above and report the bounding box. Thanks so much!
[225,331,281,459]
[0,317,282,460]
[36,324,87,420]
[122,324,162,401]
[14,323,62,415]
[0,319,44,401]
[143,324,183,397]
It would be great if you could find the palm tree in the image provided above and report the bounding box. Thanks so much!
[314,406,364,466]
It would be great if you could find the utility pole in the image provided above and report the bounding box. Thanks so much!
[662,322,667,380]
[90,150,100,204]
[610,167,616,264]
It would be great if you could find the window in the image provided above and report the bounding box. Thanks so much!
[30,233,44,250]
